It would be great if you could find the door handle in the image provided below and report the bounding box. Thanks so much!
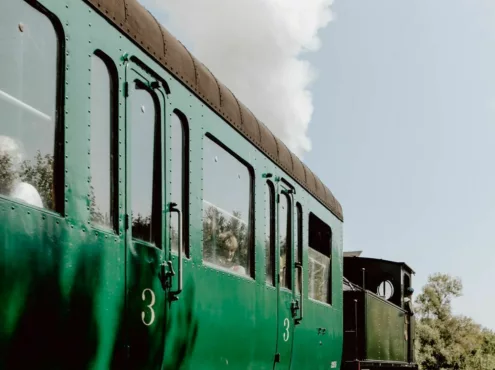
[294,261,303,324]
[159,260,175,291]
[169,202,183,301]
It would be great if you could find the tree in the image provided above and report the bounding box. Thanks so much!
[0,150,112,228]
[0,153,17,195]
[415,273,495,370]
[0,150,55,209]
[19,151,55,209]
[415,273,462,321]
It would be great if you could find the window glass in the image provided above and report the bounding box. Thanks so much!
[90,54,114,229]
[265,181,275,285]
[202,136,252,276]
[170,111,188,255]
[279,192,291,289]
[0,1,59,210]
[308,212,332,303]
[296,203,303,294]
[130,83,159,243]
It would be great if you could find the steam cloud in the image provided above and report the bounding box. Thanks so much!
[146,0,334,158]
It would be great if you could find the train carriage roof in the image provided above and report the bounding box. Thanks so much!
[84,0,343,222]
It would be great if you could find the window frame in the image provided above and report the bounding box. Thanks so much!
[128,79,163,248]
[296,202,303,295]
[0,0,65,215]
[170,108,190,258]
[278,189,292,291]
[201,133,255,279]
[89,50,119,233]
[265,180,276,286]
[307,211,333,305]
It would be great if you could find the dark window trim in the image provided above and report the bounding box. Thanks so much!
[296,202,303,263]
[296,202,303,294]
[129,56,171,94]
[203,132,255,278]
[171,109,190,258]
[130,79,162,248]
[22,0,66,215]
[279,191,292,290]
[91,50,119,233]
[308,211,333,305]
[266,180,276,285]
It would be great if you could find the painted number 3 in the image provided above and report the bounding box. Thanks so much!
[141,288,156,326]
[283,318,290,342]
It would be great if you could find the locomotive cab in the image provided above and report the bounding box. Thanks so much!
[341,252,418,370]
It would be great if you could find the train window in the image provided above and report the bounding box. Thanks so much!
[0,1,60,211]
[265,180,275,285]
[279,192,291,289]
[170,110,189,256]
[89,53,116,230]
[308,212,332,304]
[202,135,252,277]
[129,82,161,244]
[296,203,303,294]
[377,280,394,300]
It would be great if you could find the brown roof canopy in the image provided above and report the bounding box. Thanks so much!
[85,0,343,221]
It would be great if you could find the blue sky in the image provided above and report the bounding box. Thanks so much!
[305,0,495,329]
[144,0,495,329]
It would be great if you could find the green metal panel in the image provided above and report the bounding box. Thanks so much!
[409,313,416,363]
[365,292,407,362]
[124,62,170,369]
[291,195,344,370]
[275,181,296,369]
[0,0,345,369]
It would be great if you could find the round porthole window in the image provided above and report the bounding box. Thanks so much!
[377,280,394,300]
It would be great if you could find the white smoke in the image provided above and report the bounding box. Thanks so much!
[147,0,334,158]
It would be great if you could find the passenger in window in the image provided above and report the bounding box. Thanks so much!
[0,136,43,208]
[404,287,414,341]
[404,287,414,316]
[217,231,246,275]
[279,254,287,287]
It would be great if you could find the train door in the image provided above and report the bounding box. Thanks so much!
[274,179,298,369]
[124,60,172,369]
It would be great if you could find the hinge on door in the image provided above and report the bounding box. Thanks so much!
[274,353,280,363]
[126,345,130,359]
[124,82,129,97]
[124,214,130,230]
[276,194,280,203]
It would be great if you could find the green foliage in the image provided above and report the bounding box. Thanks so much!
[415,273,495,370]
[0,153,16,195]
[0,150,111,228]
[0,150,54,208]
[132,214,152,240]
[19,151,55,209]
[88,180,112,227]
[415,273,462,321]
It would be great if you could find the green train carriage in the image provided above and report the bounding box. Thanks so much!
[0,0,345,369]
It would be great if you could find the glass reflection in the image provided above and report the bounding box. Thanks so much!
[202,136,251,276]
[170,112,187,254]
[130,84,156,243]
[0,0,58,210]
[90,55,114,229]
[265,181,275,285]
[279,193,291,289]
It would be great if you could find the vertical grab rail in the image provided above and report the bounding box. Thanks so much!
[169,202,183,300]
[354,298,359,360]
[295,261,304,324]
